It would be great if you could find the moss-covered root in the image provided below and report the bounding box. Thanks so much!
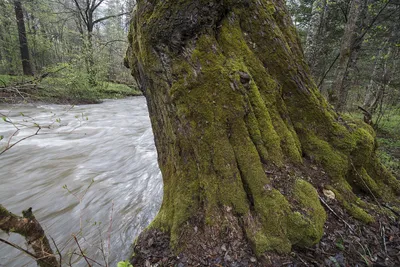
[244,179,326,255]
[125,0,400,263]
[133,179,325,265]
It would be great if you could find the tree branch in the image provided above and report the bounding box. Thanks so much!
[73,235,92,267]
[0,238,38,260]
[92,0,106,12]
[0,205,59,267]
[72,0,89,26]
[93,12,129,25]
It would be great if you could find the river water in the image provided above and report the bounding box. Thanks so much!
[0,97,162,266]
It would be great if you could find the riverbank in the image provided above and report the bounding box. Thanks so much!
[0,74,142,104]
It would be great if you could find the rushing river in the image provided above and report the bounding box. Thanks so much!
[0,97,162,266]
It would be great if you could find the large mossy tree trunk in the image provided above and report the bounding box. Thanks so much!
[125,0,400,264]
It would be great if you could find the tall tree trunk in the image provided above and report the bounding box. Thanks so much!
[363,44,386,114]
[370,45,398,126]
[86,30,96,86]
[328,0,365,112]
[364,18,399,118]
[305,0,327,77]
[14,0,34,76]
[125,0,400,265]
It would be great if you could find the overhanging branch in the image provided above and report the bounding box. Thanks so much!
[93,12,129,25]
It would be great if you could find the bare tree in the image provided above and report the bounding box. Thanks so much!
[70,0,128,85]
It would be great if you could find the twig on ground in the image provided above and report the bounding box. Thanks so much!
[297,255,309,266]
[380,221,387,255]
[318,195,355,233]
[304,247,333,256]
[383,203,400,217]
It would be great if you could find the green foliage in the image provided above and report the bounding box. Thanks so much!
[335,239,345,251]
[378,149,399,177]
[0,0,135,87]
[376,109,400,135]
[97,82,142,99]
[117,260,133,267]
[0,70,141,104]
[375,110,400,178]
[0,74,29,86]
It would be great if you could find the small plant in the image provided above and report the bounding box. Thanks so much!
[117,260,133,267]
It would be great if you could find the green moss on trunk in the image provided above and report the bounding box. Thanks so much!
[125,0,400,262]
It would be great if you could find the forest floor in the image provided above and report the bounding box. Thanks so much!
[291,194,400,266]
[133,173,400,267]
[289,112,400,267]
[132,111,400,267]
[0,74,142,104]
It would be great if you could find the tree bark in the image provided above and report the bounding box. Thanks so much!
[0,205,59,267]
[125,0,400,265]
[14,0,34,76]
[305,0,327,78]
[363,21,399,118]
[328,0,365,112]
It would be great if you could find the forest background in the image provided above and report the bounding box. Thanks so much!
[0,0,140,104]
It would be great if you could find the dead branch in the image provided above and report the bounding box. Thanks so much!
[358,106,373,125]
[0,205,60,267]
[318,196,355,233]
